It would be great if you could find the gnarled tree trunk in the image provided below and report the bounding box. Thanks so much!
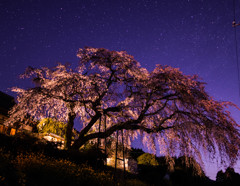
[64,110,76,150]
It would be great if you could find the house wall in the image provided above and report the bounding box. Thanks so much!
[43,133,65,149]
[0,114,7,125]
[0,91,15,125]
[106,157,138,174]
[106,157,129,170]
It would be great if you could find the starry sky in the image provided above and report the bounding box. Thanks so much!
[1,0,240,179]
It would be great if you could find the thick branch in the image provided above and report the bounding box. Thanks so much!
[77,112,101,140]
[72,113,176,149]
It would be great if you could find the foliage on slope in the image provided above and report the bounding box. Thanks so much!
[0,133,147,186]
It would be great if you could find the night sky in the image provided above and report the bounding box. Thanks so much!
[1,0,240,179]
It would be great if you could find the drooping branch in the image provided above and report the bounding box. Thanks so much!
[77,111,101,139]
[7,47,240,170]
[72,116,176,149]
[72,110,179,149]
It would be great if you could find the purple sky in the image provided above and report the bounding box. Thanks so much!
[1,0,240,179]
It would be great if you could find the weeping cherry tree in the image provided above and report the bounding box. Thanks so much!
[5,47,240,173]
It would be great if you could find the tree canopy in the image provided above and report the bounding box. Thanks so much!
[37,118,67,138]
[216,167,240,185]
[137,153,159,166]
[5,47,240,169]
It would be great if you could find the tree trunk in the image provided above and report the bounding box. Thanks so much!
[64,111,76,150]
[71,112,101,150]
[71,137,87,150]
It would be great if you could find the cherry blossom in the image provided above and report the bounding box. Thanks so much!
[6,47,240,171]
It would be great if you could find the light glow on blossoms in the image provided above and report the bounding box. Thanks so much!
[5,47,240,173]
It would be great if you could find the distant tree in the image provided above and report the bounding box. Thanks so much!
[216,170,225,183]
[169,156,210,186]
[216,167,240,186]
[137,154,208,186]
[174,156,205,176]
[129,148,145,160]
[5,47,240,170]
[37,118,67,138]
[137,153,159,166]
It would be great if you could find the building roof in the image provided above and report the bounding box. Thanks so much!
[45,133,65,141]
[0,91,15,115]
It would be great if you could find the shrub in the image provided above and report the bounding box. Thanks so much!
[0,149,18,185]
[12,153,113,186]
[137,153,159,166]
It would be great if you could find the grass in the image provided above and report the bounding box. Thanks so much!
[0,132,218,186]
[0,133,147,186]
